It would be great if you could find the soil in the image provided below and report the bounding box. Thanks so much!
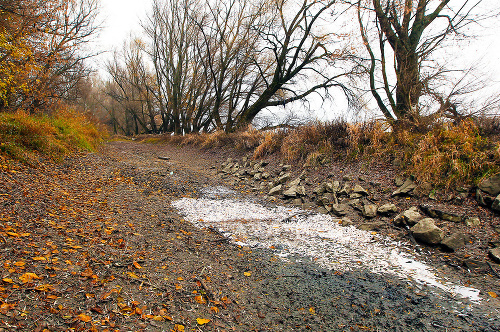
[0,139,499,331]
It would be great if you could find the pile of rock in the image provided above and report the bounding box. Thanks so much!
[218,157,498,257]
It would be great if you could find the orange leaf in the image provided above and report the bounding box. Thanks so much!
[35,284,53,292]
[14,261,25,267]
[81,268,93,277]
[126,272,139,279]
[196,318,210,325]
[77,313,91,322]
[6,232,19,237]
[195,295,206,304]
[2,278,14,284]
[488,291,498,298]
[19,272,42,283]
[133,261,142,269]
[32,256,46,261]
[174,324,185,331]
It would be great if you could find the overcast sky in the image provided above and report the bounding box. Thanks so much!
[93,0,500,119]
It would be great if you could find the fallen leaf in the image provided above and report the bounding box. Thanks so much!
[174,324,185,331]
[19,273,42,283]
[133,261,142,269]
[13,261,25,267]
[196,318,210,325]
[309,307,316,314]
[126,272,139,279]
[488,291,498,298]
[2,278,14,283]
[32,256,46,261]
[77,313,91,322]
[243,271,251,277]
[6,232,19,237]
[195,295,206,304]
[35,284,53,292]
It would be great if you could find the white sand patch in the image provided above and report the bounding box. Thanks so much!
[172,197,481,302]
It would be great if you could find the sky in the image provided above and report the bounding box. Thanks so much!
[93,0,500,120]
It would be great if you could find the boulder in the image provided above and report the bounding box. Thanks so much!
[277,173,291,184]
[377,203,398,214]
[476,189,495,207]
[331,204,349,216]
[269,185,283,196]
[283,185,306,198]
[392,177,417,196]
[419,205,462,223]
[410,218,444,244]
[492,194,500,212]
[313,183,327,196]
[478,173,500,196]
[441,232,468,251]
[489,248,500,263]
[394,207,423,227]
[362,204,378,218]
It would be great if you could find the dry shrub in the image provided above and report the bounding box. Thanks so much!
[253,130,286,159]
[233,126,263,150]
[407,119,499,188]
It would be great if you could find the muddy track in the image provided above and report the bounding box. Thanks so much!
[1,140,499,331]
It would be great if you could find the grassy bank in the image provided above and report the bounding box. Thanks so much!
[150,118,500,190]
[0,110,105,165]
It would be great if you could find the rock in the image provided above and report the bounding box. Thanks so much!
[410,218,444,244]
[419,205,462,223]
[269,185,283,196]
[253,173,262,181]
[414,182,433,197]
[350,193,364,199]
[441,232,468,251]
[494,226,500,234]
[492,194,500,211]
[262,172,270,179]
[392,177,417,196]
[362,204,378,218]
[283,185,306,198]
[341,217,353,226]
[343,175,353,182]
[352,184,369,196]
[489,248,500,263]
[318,207,329,214]
[338,184,351,196]
[476,189,495,207]
[292,198,303,206]
[313,183,327,196]
[277,173,291,184]
[289,177,301,187]
[331,204,349,216]
[394,176,405,187]
[282,164,292,171]
[478,173,500,196]
[465,217,481,227]
[358,222,385,232]
[377,203,398,214]
[394,207,423,227]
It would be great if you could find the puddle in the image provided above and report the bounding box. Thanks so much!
[172,195,481,303]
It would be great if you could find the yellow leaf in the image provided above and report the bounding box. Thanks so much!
[196,318,210,325]
[6,232,19,237]
[126,272,139,279]
[14,261,25,267]
[195,295,206,304]
[77,313,91,322]
[32,256,46,261]
[153,315,164,321]
[243,271,251,277]
[35,284,53,292]
[309,307,316,314]
[2,278,13,283]
[19,273,42,283]
[174,324,185,331]
[488,291,498,298]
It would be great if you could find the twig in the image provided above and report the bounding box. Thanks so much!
[487,262,500,279]
[158,156,170,160]
[194,277,214,302]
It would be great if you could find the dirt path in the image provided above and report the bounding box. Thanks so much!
[0,140,499,331]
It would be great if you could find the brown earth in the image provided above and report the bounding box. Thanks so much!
[0,139,499,331]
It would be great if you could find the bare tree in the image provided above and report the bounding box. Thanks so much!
[355,0,496,128]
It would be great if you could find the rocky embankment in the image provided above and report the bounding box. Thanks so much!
[217,156,500,267]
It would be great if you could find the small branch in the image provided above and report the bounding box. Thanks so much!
[487,262,500,279]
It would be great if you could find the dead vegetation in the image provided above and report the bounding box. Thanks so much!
[150,117,500,190]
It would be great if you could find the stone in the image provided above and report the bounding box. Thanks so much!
[282,164,292,171]
[476,189,495,207]
[253,173,262,181]
[341,217,353,226]
[352,184,369,196]
[441,232,468,251]
[283,186,298,198]
[338,184,351,196]
[318,207,329,214]
[277,173,291,184]
[392,177,417,196]
[489,248,500,263]
[350,193,363,199]
[262,172,270,179]
[465,217,481,227]
[492,194,500,211]
[394,176,405,187]
[358,222,385,232]
[362,204,378,218]
[313,183,327,196]
[377,203,398,214]
[269,185,283,196]
[414,182,433,197]
[394,207,423,227]
[410,218,444,245]
[289,177,302,187]
[478,173,500,196]
[292,198,303,206]
[331,204,349,216]
[420,205,462,223]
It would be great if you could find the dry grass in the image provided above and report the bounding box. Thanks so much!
[0,109,105,164]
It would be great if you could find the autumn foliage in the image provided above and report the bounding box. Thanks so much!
[0,0,98,113]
